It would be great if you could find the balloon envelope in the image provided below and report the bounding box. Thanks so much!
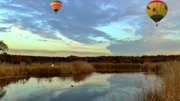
[146,0,168,26]
[50,1,62,13]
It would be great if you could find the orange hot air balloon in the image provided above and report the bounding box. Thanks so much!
[50,1,62,14]
[146,0,168,27]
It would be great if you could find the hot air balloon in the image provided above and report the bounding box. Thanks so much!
[146,0,168,27]
[50,1,62,14]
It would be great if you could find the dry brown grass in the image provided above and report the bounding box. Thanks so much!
[92,62,162,73]
[0,61,164,78]
[141,62,162,74]
[144,61,180,101]
[92,63,142,73]
[0,61,95,78]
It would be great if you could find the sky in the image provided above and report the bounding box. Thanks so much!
[0,0,180,57]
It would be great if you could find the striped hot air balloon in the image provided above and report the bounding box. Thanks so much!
[50,1,62,14]
[146,0,168,27]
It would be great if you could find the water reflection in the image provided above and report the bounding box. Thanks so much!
[0,73,161,101]
[0,88,6,100]
[0,77,30,88]
[0,73,91,88]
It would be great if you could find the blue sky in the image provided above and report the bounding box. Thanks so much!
[0,0,180,56]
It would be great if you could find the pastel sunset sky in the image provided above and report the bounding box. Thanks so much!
[0,0,179,56]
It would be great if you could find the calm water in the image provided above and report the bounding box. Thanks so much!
[0,73,161,101]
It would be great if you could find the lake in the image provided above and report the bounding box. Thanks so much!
[0,73,162,101]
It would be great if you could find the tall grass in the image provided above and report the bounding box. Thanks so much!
[0,62,162,78]
[0,61,95,78]
[93,63,142,73]
[141,62,162,74]
[144,61,180,101]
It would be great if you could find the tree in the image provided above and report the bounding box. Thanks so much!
[0,41,8,54]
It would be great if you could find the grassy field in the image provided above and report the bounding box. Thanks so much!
[144,61,180,101]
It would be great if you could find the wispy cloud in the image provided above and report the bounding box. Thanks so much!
[108,39,180,56]
[8,49,111,57]
[0,0,180,56]
[0,27,10,32]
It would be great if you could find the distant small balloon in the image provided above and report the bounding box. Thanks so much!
[146,0,168,27]
[51,64,54,67]
[50,1,62,14]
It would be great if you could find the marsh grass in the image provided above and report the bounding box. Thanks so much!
[93,62,161,73]
[144,61,180,101]
[1,61,179,101]
[93,63,142,73]
[0,62,162,78]
[140,62,164,75]
[0,61,95,78]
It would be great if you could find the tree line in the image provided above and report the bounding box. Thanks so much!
[0,40,180,64]
[0,54,180,64]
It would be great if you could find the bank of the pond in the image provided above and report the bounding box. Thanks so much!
[144,61,180,101]
[0,61,95,78]
[92,62,161,73]
[1,61,179,101]
[0,61,163,78]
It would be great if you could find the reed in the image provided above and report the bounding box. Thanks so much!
[144,61,180,101]
[141,62,162,74]
[0,61,95,78]
[0,62,162,78]
[92,63,142,73]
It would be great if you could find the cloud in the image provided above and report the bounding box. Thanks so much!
[123,28,134,34]
[0,0,148,44]
[0,0,115,43]
[0,25,111,56]
[105,0,180,56]
[0,0,180,56]
[8,49,111,57]
[0,27,10,32]
[108,39,180,56]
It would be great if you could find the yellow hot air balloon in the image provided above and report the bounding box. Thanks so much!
[146,0,168,27]
[50,1,62,14]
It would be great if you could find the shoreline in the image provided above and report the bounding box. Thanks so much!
[0,61,161,78]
